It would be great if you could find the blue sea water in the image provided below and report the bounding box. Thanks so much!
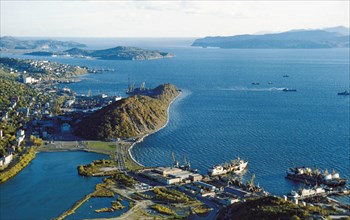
[1,39,349,213]
[0,152,108,219]
[68,195,129,219]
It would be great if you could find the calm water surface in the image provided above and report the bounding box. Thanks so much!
[0,151,108,219]
[2,40,349,213]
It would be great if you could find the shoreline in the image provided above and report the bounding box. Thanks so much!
[36,90,183,170]
[127,91,183,167]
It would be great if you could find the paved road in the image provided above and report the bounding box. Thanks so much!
[195,195,220,220]
[115,142,126,171]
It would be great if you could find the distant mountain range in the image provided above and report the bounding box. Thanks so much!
[0,36,86,50]
[192,26,350,49]
[25,46,174,60]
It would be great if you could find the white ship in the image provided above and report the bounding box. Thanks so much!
[208,157,248,176]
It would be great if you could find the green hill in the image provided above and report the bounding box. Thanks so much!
[74,84,180,140]
[25,46,174,60]
[0,36,86,50]
[216,196,337,220]
[192,29,350,48]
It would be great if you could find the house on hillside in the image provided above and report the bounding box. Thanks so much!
[0,154,13,167]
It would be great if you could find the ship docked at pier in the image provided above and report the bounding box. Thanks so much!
[126,80,152,96]
[286,167,347,187]
[208,158,248,176]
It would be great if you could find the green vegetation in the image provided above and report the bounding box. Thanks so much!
[0,147,36,183]
[0,36,86,50]
[57,180,116,219]
[30,135,43,147]
[192,205,210,215]
[135,192,154,200]
[151,204,177,216]
[129,201,135,209]
[86,141,117,152]
[57,193,92,220]
[216,196,338,220]
[92,182,115,197]
[1,57,83,157]
[153,187,194,204]
[0,57,88,78]
[111,201,125,210]
[78,159,117,177]
[26,46,174,61]
[75,84,180,140]
[94,200,125,213]
[0,69,38,156]
[192,29,350,49]
[95,207,114,213]
[112,172,136,187]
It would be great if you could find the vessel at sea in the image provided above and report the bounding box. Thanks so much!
[337,90,350,95]
[286,167,347,187]
[208,157,248,176]
[282,88,297,92]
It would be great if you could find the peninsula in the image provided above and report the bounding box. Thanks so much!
[0,36,86,50]
[192,27,350,49]
[74,83,180,140]
[25,46,175,60]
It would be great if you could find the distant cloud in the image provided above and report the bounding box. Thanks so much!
[1,1,349,37]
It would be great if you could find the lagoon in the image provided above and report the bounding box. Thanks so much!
[0,151,108,219]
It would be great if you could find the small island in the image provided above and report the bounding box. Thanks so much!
[25,46,174,61]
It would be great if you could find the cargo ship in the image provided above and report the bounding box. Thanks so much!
[337,90,350,95]
[208,158,248,176]
[286,167,347,187]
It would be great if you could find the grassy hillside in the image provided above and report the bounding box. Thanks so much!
[216,196,337,220]
[74,84,180,140]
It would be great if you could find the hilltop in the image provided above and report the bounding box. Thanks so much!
[74,84,180,140]
[192,27,350,49]
[25,46,174,60]
[0,36,86,50]
[216,196,337,220]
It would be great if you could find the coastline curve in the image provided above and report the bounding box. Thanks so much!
[128,90,184,167]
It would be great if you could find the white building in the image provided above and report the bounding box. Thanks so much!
[24,76,32,84]
[16,129,25,146]
[0,154,13,167]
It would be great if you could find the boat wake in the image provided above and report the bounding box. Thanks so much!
[219,87,286,92]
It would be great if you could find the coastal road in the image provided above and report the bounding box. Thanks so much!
[116,142,126,171]
[195,196,220,220]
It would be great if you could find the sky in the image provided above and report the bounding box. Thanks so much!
[0,1,349,37]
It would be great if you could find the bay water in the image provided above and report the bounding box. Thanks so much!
[1,39,349,216]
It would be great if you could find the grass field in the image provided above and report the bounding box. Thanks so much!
[86,141,117,152]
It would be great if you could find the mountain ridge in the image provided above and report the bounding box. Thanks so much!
[192,27,350,48]
[0,36,86,50]
[74,84,180,140]
[25,46,174,60]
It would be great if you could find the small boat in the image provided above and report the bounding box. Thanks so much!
[283,75,289,78]
[251,82,260,85]
[282,88,297,92]
[268,81,273,84]
[337,90,350,95]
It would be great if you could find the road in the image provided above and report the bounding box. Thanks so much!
[115,142,126,171]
